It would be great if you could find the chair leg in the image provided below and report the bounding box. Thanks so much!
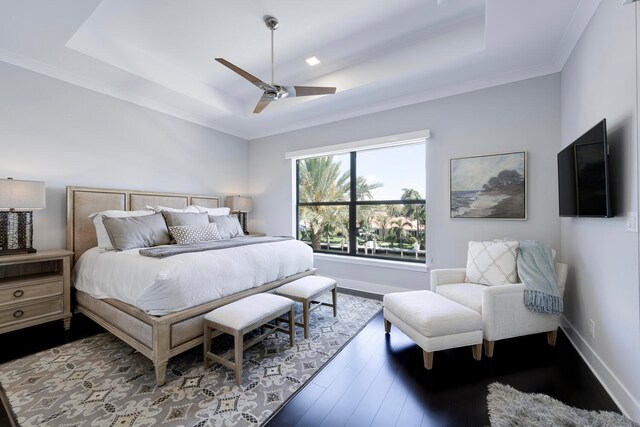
[547,330,558,346]
[472,344,482,361]
[384,318,391,334]
[332,286,338,317]
[234,332,243,386]
[288,308,295,347]
[484,339,495,357]
[303,301,310,339]
[423,350,434,370]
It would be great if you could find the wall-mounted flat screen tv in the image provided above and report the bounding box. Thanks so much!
[558,119,613,218]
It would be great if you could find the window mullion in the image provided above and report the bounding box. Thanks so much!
[296,159,300,240]
[348,152,357,255]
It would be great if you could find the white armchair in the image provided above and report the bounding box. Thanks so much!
[430,262,568,357]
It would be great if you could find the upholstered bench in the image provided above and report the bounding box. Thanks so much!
[203,293,295,385]
[275,275,337,339]
[383,290,483,369]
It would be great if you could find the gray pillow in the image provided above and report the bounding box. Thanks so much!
[102,213,170,251]
[209,214,245,239]
[162,211,209,227]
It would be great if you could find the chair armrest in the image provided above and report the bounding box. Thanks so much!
[481,283,561,342]
[430,268,466,292]
[555,262,568,295]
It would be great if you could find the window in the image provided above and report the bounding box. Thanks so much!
[296,143,426,263]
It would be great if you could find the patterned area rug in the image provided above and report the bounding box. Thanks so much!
[487,382,639,427]
[0,293,381,427]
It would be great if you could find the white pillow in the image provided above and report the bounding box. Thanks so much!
[465,240,519,286]
[88,209,154,251]
[169,223,222,245]
[145,205,199,213]
[195,205,230,216]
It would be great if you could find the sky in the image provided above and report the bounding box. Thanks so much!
[450,152,525,191]
[333,143,426,200]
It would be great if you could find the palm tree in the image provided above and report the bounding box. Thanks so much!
[401,188,426,249]
[387,216,413,250]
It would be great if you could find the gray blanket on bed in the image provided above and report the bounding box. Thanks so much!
[518,240,563,314]
[139,236,294,258]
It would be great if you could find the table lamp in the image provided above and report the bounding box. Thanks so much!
[225,195,252,234]
[0,178,46,255]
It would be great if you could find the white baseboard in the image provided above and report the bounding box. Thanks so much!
[333,278,413,296]
[560,317,640,421]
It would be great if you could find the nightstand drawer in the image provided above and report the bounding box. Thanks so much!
[0,298,63,326]
[0,276,63,307]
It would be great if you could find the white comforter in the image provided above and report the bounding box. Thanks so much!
[72,240,314,315]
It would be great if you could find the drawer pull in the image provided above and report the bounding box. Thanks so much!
[13,290,24,298]
[13,310,24,318]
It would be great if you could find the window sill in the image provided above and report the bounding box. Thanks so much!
[314,253,429,272]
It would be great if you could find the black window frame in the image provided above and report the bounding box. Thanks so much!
[296,150,426,263]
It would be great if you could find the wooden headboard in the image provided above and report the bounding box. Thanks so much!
[66,186,220,263]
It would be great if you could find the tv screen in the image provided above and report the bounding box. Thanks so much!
[557,119,613,217]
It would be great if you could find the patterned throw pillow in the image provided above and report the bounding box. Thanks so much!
[465,240,519,286]
[169,223,221,245]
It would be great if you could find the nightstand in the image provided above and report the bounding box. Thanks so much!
[245,232,266,237]
[0,249,73,334]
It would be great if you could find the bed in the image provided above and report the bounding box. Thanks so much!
[66,186,315,386]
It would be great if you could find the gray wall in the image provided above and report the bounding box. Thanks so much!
[0,61,250,251]
[249,74,561,293]
[560,1,640,419]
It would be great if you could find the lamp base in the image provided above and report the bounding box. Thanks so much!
[0,211,35,254]
[0,248,37,256]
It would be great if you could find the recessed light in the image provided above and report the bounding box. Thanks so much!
[305,56,321,66]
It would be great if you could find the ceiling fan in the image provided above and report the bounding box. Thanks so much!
[215,15,336,114]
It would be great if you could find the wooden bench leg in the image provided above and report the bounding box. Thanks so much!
[423,350,433,370]
[332,286,338,317]
[203,325,212,369]
[303,301,310,339]
[547,330,558,346]
[472,344,482,361]
[484,339,495,358]
[234,331,243,386]
[288,308,295,347]
[384,318,391,334]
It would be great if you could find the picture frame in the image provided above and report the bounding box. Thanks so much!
[450,151,527,219]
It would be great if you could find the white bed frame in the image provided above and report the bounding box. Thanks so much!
[66,186,314,386]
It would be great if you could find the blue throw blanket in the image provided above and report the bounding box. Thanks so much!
[518,240,563,314]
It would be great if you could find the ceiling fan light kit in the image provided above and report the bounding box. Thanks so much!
[215,15,336,114]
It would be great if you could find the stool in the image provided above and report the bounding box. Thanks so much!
[275,275,337,339]
[204,293,295,385]
[383,290,482,369]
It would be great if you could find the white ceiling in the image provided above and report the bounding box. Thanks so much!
[0,0,601,140]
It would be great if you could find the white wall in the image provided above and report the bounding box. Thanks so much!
[560,1,640,420]
[249,74,561,293]
[0,61,249,251]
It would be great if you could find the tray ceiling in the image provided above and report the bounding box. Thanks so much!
[0,0,601,139]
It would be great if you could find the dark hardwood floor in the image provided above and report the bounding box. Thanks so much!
[0,292,623,427]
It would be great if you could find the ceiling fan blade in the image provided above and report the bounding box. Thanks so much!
[215,58,275,91]
[290,86,337,97]
[253,96,273,114]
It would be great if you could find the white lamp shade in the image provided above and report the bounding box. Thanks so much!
[0,179,46,210]
[225,195,252,212]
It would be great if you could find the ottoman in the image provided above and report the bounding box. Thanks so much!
[383,290,483,369]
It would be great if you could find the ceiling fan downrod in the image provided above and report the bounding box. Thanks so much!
[264,15,279,86]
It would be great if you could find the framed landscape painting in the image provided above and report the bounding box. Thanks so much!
[450,151,527,219]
